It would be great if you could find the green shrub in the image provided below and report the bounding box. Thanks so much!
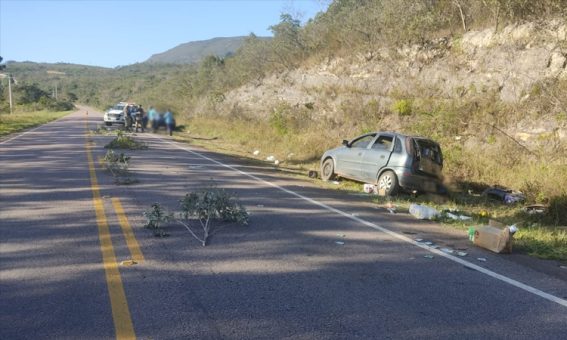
[104,131,147,149]
[143,203,172,237]
[178,187,249,246]
[269,105,289,135]
[392,99,412,116]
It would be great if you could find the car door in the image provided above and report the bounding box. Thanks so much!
[359,134,395,183]
[335,134,376,179]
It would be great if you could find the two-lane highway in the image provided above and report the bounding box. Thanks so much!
[1,108,566,339]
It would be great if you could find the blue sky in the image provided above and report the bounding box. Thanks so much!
[0,0,328,68]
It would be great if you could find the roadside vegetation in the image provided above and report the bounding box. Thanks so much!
[0,110,71,137]
[143,188,249,245]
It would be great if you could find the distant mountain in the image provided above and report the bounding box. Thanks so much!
[146,36,270,65]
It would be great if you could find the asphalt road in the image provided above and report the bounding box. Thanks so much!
[1,108,566,339]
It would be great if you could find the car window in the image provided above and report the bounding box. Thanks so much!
[351,134,376,149]
[415,139,443,164]
[393,137,403,153]
[371,135,393,150]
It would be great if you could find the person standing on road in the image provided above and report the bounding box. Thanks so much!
[163,109,175,136]
[148,106,159,133]
[135,105,145,133]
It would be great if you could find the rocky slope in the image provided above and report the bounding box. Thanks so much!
[215,20,567,145]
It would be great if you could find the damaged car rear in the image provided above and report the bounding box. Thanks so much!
[320,132,444,195]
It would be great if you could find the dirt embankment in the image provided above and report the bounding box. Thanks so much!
[211,20,566,147]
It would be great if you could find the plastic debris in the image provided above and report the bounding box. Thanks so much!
[415,238,424,242]
[336,234,346,238]
[287,153,295,159]
[441,248,454,254]
[424,241,433,245]
[409,204,439,220]
[266,155,275,161]
[363,183,376,194]
[256,204,265,208]
[457,251,468,257]
[274,160,280,165]
[477,257,487,262]
[335,241,345,245]
[468,227,475,241]
[524,204,547,215]
[509,224,518,234]
[332,181,340,185]
[446,212,472,221]
[424,255,434,259]
[387,208,397,214]
[253,150,260,156]
[120,260,137,266]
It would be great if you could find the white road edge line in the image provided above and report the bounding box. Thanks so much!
[157,136,567,308]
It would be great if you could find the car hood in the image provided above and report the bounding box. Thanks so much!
[325,146,347,155]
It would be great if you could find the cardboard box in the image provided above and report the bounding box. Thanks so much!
[473,220,513,253]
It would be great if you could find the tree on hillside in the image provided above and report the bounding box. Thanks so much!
[269,14,305,69]
[228,33,272,84]
[16,84,49,104]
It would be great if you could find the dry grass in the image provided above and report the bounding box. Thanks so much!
[174,100,566,261]
[0,110,70,137]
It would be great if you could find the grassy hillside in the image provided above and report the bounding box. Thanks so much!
[145,36,270,64]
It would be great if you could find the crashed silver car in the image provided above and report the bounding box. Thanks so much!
[320,132,444,195]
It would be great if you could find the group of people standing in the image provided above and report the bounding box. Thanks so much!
[125,105,176,136]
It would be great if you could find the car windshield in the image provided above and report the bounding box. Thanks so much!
[112,104,126,110]
[351,134,376,148]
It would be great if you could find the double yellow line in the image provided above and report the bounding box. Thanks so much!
[85,117,143,339]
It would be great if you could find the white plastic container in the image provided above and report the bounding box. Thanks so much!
[409,204,439,220]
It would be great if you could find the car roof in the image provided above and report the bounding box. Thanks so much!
[366,131,438,142]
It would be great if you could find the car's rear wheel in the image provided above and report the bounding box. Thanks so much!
[378,170,399,195]
[321,158,335,181]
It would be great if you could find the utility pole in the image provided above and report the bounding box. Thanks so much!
[8,74,13,115]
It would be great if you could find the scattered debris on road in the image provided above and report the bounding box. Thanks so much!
[470,219,516,253]
[409,204,439,220]
[483,186,525,204]
[120,260,138,266]
[523,204,548,215]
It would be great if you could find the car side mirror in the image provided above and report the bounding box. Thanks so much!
[342,139,350,147]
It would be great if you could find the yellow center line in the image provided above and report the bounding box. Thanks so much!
[112,197,145,263]
[85,119,136,340]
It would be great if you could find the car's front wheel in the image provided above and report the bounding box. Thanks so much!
[377,170,399,195]
[321,158,335,181]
